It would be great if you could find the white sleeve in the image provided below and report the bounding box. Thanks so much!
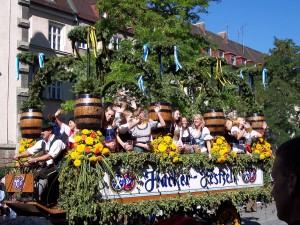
[27,140,44,155]
[118,123,130,134]
[250,130,260,138]
[48,140,66,159]
[203,127,213,140]
[60,123,71,136]
[230,126,239,135]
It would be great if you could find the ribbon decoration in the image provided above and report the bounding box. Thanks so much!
[159,52,164,72]
[88,26,98,58]
[38,53,44,68]
[71,40,82,60]
[249,74,254,91]
[262,68,267,90]
[238,69,244,94]
[215,58,231,86]
[174,46,182,72]
[143,44,148,62]
[16,56,20,81]
[137,75,145,94]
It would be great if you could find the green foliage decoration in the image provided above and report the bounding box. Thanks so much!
[18,53,80,110]
[58,152,273,224]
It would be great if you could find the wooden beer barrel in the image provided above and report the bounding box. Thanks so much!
[148,102,172,138]
[74,94,103,130]
[20,108,43,138]
[246,113,265,134]
[203,109,226,136]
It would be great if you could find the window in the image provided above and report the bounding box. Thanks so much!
[77,41,87,49]
[44,81,61,100]
[218,50,224,58]
[231,54,236,65]
[113,36,122,50]
[206,48,212,56]
[49,24,62,50]
[242,58,247,65]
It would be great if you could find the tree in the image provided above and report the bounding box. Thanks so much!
[257,38,300,146]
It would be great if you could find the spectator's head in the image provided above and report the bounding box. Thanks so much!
[271,137,300,224]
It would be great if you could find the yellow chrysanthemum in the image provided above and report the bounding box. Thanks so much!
[81,129,90,135]
[74,159,81,167]
[232,151,237,158]
[216,138,223,145]
[88,156,98,163]
[163,136,172,144]
[74,135,82,143]
[265,151,271,158]
[169,151,176,158]
[85,137,94,145]
[19,145,25,152]
[96,130,102,136]
[172,157,179,163]
[170,143,177,151]
[70,151,78,160]
[259,154,265,160]
[219,149,227,156]
[102,148,110,156]
[158,143,167,153]
[217,157,226,163]
[77,144,85,153]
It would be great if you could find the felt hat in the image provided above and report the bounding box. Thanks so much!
[41,119,54,131]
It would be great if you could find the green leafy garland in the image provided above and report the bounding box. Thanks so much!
[58,153,273,224]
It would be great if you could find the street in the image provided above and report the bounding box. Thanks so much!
[240,202,286,225]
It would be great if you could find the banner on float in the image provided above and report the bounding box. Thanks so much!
[99,165,263,200]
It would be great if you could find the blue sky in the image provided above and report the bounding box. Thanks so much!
[200,0,300,53]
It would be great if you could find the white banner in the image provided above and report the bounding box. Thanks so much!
[100,165,263,200]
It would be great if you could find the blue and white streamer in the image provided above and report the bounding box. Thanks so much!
[249,74,254,91]
[239,69,244,79]
[137,75,145,93]
[143,44,148,62]
[16,56,20,81]
[238,69,244,94]
[174,46,182,72]
[262,68,267,90]
[39,53,45,68]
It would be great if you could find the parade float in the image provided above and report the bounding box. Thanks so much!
[3,7,274,222]
[4,101,274,225]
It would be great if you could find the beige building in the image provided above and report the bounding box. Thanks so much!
[0,0,102,158]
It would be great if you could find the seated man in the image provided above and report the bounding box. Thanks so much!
[13,120,66,202]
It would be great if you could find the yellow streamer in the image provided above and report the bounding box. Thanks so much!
[180,81,184,90]
[87,26,98,58]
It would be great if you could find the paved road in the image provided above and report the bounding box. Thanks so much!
[240,202,286,225]
[0,202,287,225]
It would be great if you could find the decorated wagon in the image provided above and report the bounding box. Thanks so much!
[3,103,273,225]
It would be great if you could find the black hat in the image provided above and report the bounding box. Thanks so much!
[41,119,54,131]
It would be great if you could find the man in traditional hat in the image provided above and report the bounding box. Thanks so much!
[271,137,300,225]
[13,119,66,202]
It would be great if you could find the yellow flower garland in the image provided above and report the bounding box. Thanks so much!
[67,129,109,167]
[15,138,37,166]
[210,136,234,163]
[251,138,272,160]
[151,135,181,164]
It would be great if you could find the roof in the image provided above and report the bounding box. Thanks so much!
[206,30,265,63]
[31,0,74,15]
[72,0,99,22]
[192,24,265,64]
[31,0,99,22]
